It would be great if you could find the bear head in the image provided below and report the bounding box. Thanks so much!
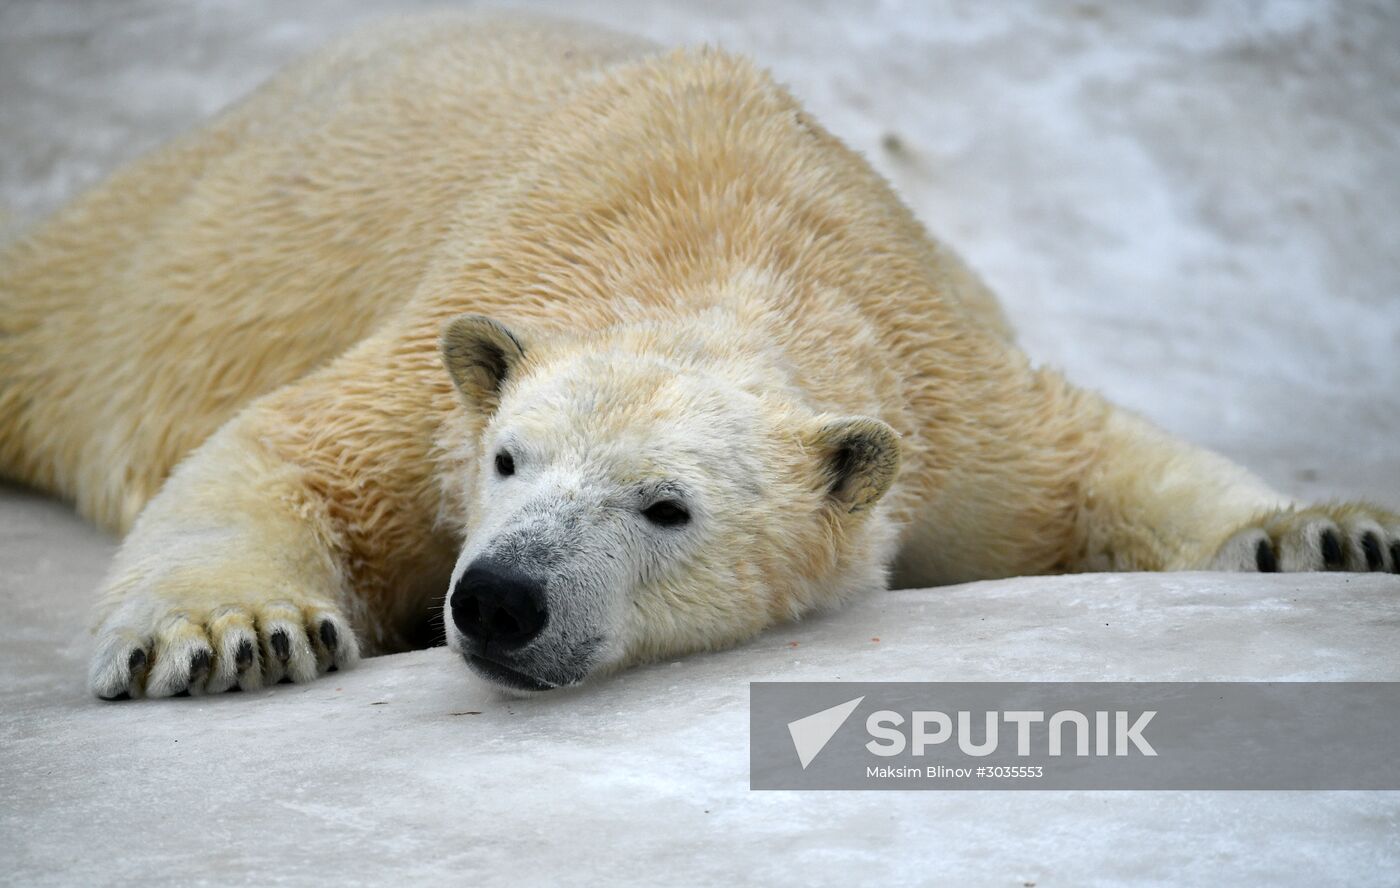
[438,312,900,693]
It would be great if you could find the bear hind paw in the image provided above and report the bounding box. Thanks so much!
[1210,504,1400,574]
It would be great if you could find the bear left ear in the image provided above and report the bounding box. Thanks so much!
[805,416,901,513]
[440,315,527,403]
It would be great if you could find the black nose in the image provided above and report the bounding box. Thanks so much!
[451,558,547,650]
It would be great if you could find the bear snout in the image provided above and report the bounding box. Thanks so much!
[450,557,548,652]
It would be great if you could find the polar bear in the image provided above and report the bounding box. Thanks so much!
[0,15,1394,699]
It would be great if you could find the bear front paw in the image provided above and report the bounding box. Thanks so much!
[1210,504,1400,574]
[90,594,360,700]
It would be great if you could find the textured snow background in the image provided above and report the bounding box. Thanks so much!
[1,1,1398,885]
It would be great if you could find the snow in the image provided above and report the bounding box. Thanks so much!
[1,2,1398,884]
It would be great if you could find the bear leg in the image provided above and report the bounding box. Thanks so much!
[88,420,362,700]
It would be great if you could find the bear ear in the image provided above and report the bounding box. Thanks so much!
[805,416,901,513]
[440,315,527,402]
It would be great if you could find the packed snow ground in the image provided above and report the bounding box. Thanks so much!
[1,2,1398,885]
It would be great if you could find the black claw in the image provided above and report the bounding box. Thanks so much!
[1390,542,1400,575]
[99,691,132,702]
[1255,539,1279,573]
[319,620,339,653]
[127,648,147,672]
[1361,533,1383,571]
[234,639,255,671]
[270,629,291,662]
[189,648,212,682]
[1320,529,1344,570]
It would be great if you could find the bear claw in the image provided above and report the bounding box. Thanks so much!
[270,629,291,663]
[1254,539,1278,573]
[1361,533,1383,571]
[234,639,255,672]
[1319,529,1343,570]
[189,648,212,679]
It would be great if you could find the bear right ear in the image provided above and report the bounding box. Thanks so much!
[440,315,527,402]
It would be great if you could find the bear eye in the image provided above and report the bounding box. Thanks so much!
[494,450,515,477]
[642,500,690,528]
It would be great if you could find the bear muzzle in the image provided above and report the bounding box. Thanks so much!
[450,556,597,691]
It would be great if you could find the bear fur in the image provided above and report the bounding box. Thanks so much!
[0,15,1395,698]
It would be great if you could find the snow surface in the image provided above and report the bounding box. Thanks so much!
[1,1,1398,885]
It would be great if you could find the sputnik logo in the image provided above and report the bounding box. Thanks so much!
[787,696,865,769]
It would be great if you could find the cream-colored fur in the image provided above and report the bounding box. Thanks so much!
[0,15,1394,699]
